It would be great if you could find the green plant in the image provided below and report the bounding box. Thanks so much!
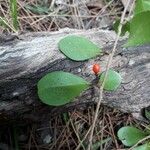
[37,0,150,148]
[37,35,122,106]
[126,10,150,46]
[99,69,122,91]
[116,0,150,149]
[0,0,18,32]
[113,19,130,36]
[118,126,150,149]
[38,0,150,106]
[58,35,102,61]
[10,0,18,30]
[113,0,150,47]
[38,71,89,106]
[25,4,50,15]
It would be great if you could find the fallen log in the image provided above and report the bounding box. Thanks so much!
[0,29,150,121]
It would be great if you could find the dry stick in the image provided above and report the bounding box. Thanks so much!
[86,0,114,29]
[0,16,17,33]
[30,7,60,25]
[107,114,119,148]
[128,0,136,17]
[72,0,82,29]
[128,135,150,150]
[70,117,86,150]
[87,0,132,150]
[18,13,122,19]
[49,0,55,10]
[76,1,85,29]
[75,126,92,150]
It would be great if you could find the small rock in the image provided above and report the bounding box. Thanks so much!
[78,68,81,73]
[129,59,135,66]
[43,134,52,144]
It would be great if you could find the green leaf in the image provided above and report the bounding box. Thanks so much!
[10,0,18,30]
[134,0,150,14]
[37,71,89,106]
[0,17,8,28]
[0,17,16,32]
[99,69,122,91]
[144,109,150,120]
[117,126,147,147]
[58,35,101,61]
[25,5,50,14]
[126,11,150,47]
[113,19,130,36]
[133,143,150,150]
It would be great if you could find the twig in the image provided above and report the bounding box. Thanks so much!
[87,0,132,149]
[75,126,92,150]
[0,16,17,33]
[18,13,122,19]
[70,117,86,150]
[128,0,136,18]
[107,114,119,149]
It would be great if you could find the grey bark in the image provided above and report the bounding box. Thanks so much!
[0,29,150,121]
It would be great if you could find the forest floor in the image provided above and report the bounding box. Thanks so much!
[0,0,147,150]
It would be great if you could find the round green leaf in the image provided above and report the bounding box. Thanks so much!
[58,35,101,61]
[134,0,150,14]
[99,69,122,91]
[126,11,150,47]
[37,71,89,106]
[133,143,150,150]
[117,126,147,147]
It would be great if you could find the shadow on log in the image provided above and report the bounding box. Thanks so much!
[0,29,150,122]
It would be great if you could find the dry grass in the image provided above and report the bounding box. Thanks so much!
[0,105,146,150]
[0,0,143,150]
[0,0,123,32]
[15,105,143,150]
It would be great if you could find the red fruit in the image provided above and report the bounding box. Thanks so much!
[92,64,100,75]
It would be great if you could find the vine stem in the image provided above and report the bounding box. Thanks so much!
[87,0,133,149]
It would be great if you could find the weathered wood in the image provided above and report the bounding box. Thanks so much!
[0,29,150,121]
